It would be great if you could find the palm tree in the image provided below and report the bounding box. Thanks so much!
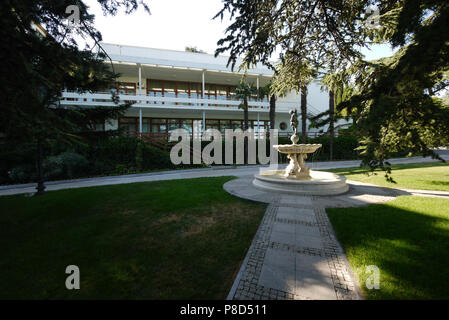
[235,79,257,163]
[309,72,353,160]
[257,82,276,137]
[300,84,308,143]
[328,89,335,160]
[269,59,315,143]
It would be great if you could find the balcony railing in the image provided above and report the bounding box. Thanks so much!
[59,91,286,112]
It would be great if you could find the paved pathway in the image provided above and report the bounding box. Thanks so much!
[1,155,448,196]
[223,177,449,300]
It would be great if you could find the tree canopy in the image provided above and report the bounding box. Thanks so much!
[215,0,449,174]
[0,0,149,191]
[185,46,207,53]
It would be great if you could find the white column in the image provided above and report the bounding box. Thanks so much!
[257,112,260,139]
[256,77,260,104]
[202,111,206,133]
[202,71,205,98]
[139,108,142,135]
[138,65,142,95]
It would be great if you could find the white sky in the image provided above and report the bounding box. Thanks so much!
[84,0,396,60]
[84,0,228,54]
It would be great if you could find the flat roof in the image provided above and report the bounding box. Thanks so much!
[100,42,273,76]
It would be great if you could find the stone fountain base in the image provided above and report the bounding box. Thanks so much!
[253,170,349,196]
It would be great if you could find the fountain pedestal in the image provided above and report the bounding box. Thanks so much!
[252,143,349,196]
[285,153,310,179]
[276,144,321,180]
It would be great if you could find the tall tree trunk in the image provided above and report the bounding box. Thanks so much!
[243,97,249,164]
[35,136,46,195]
[329,90,335,161]
[269,94,276,132]
[300,85,308,143]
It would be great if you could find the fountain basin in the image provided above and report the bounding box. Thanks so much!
[253,170,349,196]
[274,143,322,154]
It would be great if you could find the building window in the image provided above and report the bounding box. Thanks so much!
[119,117,137,136]
[164,80,177,98]
[117,82,136,95]
[90,122,105,132]
[181,119,193,134]
[279,122,287,130]
[206,120,220,131]
[142,118,150,133]
[232,120,243,130]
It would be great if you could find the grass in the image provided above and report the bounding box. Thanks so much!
[327,196,449,299]
[326,162,449,191]
[0,176,266,299]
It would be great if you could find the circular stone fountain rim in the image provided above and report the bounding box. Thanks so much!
[273,143,322,154]
[256,170,347,185]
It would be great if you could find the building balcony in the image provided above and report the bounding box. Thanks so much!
[60,91,291,113]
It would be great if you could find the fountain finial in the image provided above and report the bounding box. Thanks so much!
[289,109,299,144]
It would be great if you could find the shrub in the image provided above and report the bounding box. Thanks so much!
[83,136,175,175]
[140,144,175,171]
[44,152,89,180]
[8,165,36,184]
[8,151,89,183]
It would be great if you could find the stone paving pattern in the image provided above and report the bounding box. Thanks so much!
[224,177,449,300]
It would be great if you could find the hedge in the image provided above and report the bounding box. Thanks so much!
[1,135,361,185]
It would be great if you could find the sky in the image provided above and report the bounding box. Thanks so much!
[84,0,396,60]
[84,0,228,54]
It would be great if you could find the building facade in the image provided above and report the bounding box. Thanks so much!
[60,43,341,140]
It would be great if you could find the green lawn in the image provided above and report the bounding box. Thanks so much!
[327,196,449,299]
[0,177,266,299]
[326,162,449,191]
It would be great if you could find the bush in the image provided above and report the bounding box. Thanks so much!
[140,144,174,171]
[83,136,175,175]
[2,134,360,185]
[8,165,36,184]
[44,152,89,180]
[8,151,89,183]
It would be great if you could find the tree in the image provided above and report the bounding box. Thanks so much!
[309,72,355,160]
[328,89,335,160]
[336,1,449,174]
[0,0,150,194]
[214,1,370,73]
[270,56,316,143]
[185,46,207,53]
[215,0,449,177]
[257,82,275,135]
[235,79,257,163]
[300,85,308,143]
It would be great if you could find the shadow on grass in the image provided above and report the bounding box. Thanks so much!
[327,197,449,299]
[0,176,267,299]
[328,161,449,176]
[429,181,449,187]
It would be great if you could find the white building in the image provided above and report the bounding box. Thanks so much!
[60,43,338,139]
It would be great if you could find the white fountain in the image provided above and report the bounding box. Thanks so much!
[253,110,349,196]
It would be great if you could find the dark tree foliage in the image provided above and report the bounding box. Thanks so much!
[214,0,369,72]
[215,0,449,177]
[0,0,149,193]
[337,1,449,175]
[185,46,207,53]
[235,79,257,163]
